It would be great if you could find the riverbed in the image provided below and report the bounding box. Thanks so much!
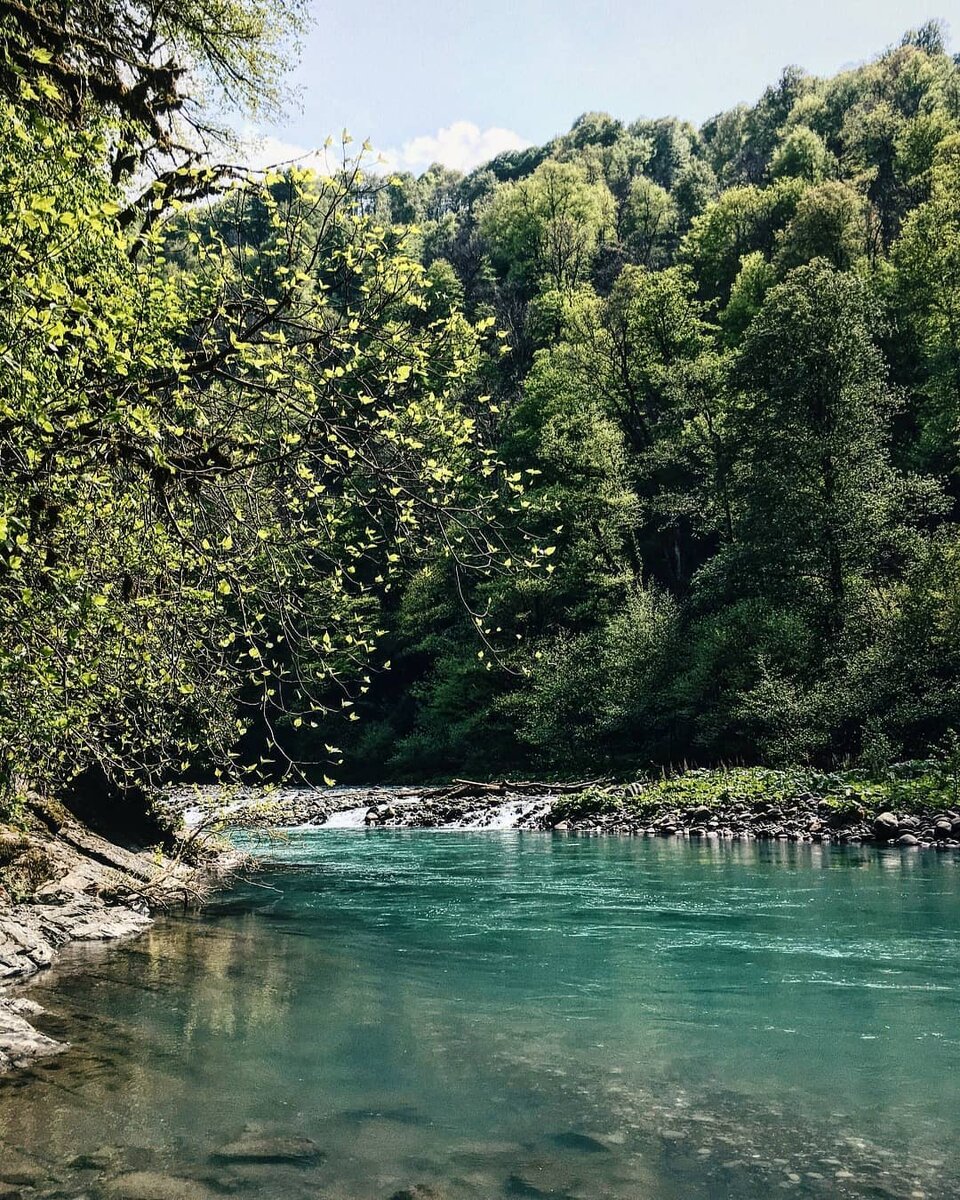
[1,832,958,1199]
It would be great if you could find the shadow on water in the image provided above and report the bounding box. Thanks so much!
[0,833,958,1199]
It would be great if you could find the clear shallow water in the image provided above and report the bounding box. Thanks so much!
[2,833,960,1199]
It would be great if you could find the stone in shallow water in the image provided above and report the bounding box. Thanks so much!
[69,1147,122,1171]
[0,1147,45,1188]
[504,1176,560,1198]
[99,1172,218,1200]
[210,1134,324,1166]
[550,1132,611,1154]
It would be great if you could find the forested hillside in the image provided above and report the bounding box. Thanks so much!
[3,7,960,811]
[316,20,960,779]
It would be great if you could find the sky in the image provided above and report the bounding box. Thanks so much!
[243,0,960,175]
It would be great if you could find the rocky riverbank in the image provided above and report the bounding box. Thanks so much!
[177,768,960,849]
[538,790,960,846]
[0,797,234,1074]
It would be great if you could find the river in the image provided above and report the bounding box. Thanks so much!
[1,830,958,1198]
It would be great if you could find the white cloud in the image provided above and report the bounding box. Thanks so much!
[379,121,531,175]
[234,121,530,178]
[232,132,326,174]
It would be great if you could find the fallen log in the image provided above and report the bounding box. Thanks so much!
[430,778,606,802]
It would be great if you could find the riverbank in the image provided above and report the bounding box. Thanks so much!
[192,766,960,849]
[0,796,234,1074]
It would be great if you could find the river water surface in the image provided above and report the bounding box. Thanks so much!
[1,832,959,1199]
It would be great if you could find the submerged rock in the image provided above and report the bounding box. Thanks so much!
[0,1146,46,1188]
[550,1131,611,1154]
[69,1147,122,1171]
[342,1103,425,1125]
[100,1172,218,1200]
[0,997,65,1071]
[211,1134,324,1166]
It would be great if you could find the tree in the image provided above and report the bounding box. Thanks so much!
[720,251,776,342]
[739,66,812,182]
[682,178,806,301]
[769,126,835,183]
[479,159,615,291]
[0,0,305,205]
[775,181,868,271]
[892,135,960,478]
[723,262,898,620]
[621,176,677,266]
[0,102,522,806]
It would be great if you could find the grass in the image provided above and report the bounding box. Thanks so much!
[551,762,960,824]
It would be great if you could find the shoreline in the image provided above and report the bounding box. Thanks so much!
[195,773,960,850]
[0,802,237,1075]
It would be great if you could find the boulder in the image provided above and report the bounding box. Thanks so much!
[551,1131,611,1154]
[873,812,898,841]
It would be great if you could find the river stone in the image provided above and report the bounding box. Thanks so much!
[0,1147,45,1188]
[0,999,65,1069]
[504,1177,550,1198]
[211,1135,324,1165]
[70,1147,122,1171]
[896,833,919,846]
[873,812,898,840]
[504,1170,582,1199]
[388,1187,443,1200]
[100,1172,218,1200]
[551,1132,611,1154]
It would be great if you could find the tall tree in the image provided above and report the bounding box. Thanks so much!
[723,262,897,622]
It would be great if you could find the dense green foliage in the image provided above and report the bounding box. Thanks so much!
[329,22,960,779]
[0,1,542,812]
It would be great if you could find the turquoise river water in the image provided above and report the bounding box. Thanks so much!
[1,832,959,1199]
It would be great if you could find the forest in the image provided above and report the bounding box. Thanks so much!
[2,5,960,812]
[323,19,960,780]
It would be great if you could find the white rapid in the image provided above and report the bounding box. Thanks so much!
[451,798,543,830]
[322,806,370,829]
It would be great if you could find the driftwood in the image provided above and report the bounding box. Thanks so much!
[428,778,605,803]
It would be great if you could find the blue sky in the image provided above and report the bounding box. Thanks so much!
[247,0,960,174]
